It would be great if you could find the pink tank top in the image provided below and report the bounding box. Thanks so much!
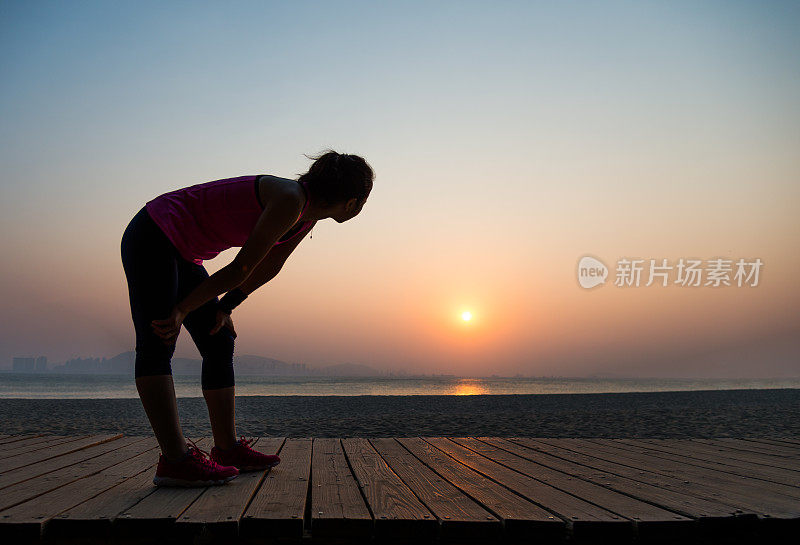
[145,175,315,265]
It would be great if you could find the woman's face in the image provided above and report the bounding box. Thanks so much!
[332,196,367,223]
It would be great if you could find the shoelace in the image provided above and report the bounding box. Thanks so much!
[186,438,222,470]
[235,436,270,462]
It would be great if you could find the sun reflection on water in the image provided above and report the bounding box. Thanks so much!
[450,380,488,395]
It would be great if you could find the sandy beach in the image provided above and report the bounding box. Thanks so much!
[1,388,798,438]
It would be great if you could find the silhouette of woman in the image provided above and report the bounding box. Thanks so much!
[120,150,373,486]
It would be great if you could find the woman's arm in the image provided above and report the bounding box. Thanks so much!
[176,189,303,314]
[176,264,245,314]
[236,226,311,295]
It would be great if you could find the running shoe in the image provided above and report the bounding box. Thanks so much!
[210,436,281,471]
[153,439,239,487]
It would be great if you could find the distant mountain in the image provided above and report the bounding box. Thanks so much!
[103,352,134,374]
[233,354,308,376]
[311,362,381,377]
[167,353,308,376]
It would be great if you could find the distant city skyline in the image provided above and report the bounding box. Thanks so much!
[5,351,440,377]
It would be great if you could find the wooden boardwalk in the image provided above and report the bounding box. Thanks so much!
[0,435,797,544]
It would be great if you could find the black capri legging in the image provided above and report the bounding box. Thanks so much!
[120,206,235,390]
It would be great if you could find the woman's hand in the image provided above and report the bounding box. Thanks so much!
[151,306,186,345]
[210,310,237,338]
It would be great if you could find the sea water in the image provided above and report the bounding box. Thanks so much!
[0,373,798,399]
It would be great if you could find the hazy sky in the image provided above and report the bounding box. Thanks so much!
[1,1,798,377]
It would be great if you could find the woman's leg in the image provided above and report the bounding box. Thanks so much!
[179,261,239,450]
[203,386,237,450]
[135,375,189,460]
[121,207,189,462]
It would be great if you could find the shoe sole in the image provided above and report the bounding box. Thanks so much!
[153,474,238,487]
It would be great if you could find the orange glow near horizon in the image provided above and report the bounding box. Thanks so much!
[450,380,488,395]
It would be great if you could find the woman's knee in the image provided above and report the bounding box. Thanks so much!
[134,339,176,378]
[200,332,235,389]
[201,360,235,390]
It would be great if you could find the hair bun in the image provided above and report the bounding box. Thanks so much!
[297,149,374,206]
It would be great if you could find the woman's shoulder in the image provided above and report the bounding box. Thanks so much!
[256,175,305,211]
[256,174,295,184]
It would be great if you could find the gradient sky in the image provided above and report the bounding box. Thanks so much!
[1,1,798,377]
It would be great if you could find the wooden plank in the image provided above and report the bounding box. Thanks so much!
[579,438,798,487]
[113,438,212,539]
[396,437,566,542]
[0,436,159,542]
[606,439,800,488]
[309,437,372,540]
[371,437,506,542]
[0,435,51,449]
[739,438,800,452]
[0,436,152,512]
[0,434,123,473]
[174,438,284,541]
[340,437,437,542]
[698,438,800,457]
[680,439,800,466]
[45,460,159,539]
[0,435,79,453]
[421,436,631,543]
[240,437,309,540]
[577,440,800,518]
[0,435,143,490]
[0,435,95,456]
[505,438,757,538]
[0,435,44,446]
[602,438,800,490]
[751,437,800,446]
[768,438,800,446]
[512,437,758,516]
[450,437,693,542]
[641,439,800,472]
[583,439,800,539]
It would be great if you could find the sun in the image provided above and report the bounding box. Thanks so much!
[461,311,472,322]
